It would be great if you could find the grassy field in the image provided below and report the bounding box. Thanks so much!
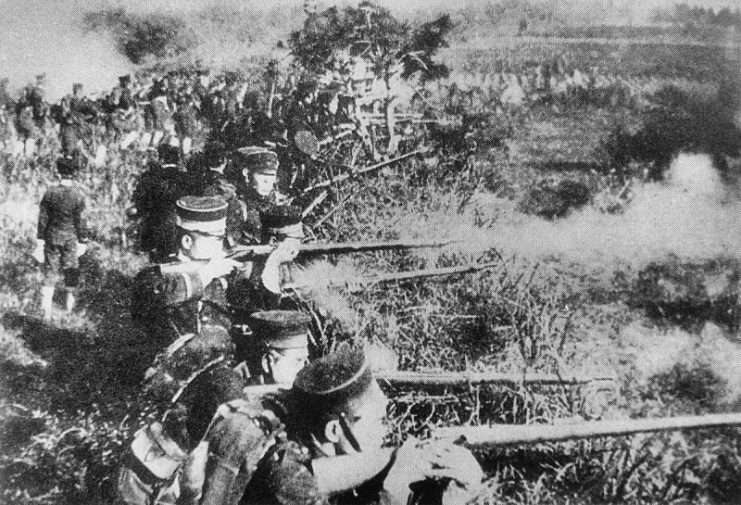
[2,31,741,505]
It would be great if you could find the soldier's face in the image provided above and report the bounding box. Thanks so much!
[340,383,389,453]
[265,347,309,384]
[250,172,276,196]
[182,230,225,260]
[329,97,339,115]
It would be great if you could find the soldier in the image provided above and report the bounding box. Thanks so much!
[233,146,282,243]
[28,74,49,131]
[130,195,298,346]
[195,140,247,247]
[174,93,199,156]
[130,143,190,262]
[234,310,311,386]
[192,346,483,505]
[57,83,98,160]
[115,314,310,505]
[33,157,89,319]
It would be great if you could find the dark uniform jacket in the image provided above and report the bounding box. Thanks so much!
[37,183,89,245]
[130,256,281,344]
[201,172,247,247]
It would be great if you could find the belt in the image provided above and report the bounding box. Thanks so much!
[123,450,167,488]
[231,324,253,336]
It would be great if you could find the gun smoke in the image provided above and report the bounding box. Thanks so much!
[0,0,131,101]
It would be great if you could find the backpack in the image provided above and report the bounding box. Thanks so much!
[115,422,188,505]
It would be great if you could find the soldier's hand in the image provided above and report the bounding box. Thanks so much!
[270,239,300,264]
[32,240,45,264]
[76,242,88,258]
[384,438,435,503]
[384,439,483,503]
[199,256,240,285]
[180,440,209,504]
[421,441,484,493]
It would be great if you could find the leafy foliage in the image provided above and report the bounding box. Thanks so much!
[289,2,452,83]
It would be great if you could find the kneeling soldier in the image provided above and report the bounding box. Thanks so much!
[117,310,312,505]
[131,196,298,347]
[193,347,483,505]
[235,309,311,386]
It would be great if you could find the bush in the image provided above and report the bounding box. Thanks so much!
[519,179,590,219]
[601,84,741,179]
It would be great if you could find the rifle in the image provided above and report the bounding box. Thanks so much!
[304,148,430,192]
[285,261,500,291]
[226,239,453,262]
[314,411,741,494]
[243,370,615,396]
[436,411,741,447]
[161,239,453,274]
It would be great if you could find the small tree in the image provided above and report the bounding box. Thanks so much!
[289,1,452,153]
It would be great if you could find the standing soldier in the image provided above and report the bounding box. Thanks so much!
[28,74,49,133]
[130,143,188,262]
[174,92,199,156]
[57,83,98,160]
[33,157,89,320]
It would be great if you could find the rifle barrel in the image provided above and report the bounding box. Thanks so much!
[364,261,499,285]
[243,370,612,397]
[305,149,428,192]
[227,239,450,260]
[378,370,608,388]
[436,412,741,447]
[296,239,451,256]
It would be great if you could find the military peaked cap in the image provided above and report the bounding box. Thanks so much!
[56,156,78,176]
[292,346,374,414]
[248,310,311,349]
[260,205,303,239]
[176,196,228,234]
[237,146,278,175]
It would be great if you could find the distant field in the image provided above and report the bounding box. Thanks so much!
[442,37,739,81]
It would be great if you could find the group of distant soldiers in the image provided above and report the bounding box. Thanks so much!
[0,63,390,166]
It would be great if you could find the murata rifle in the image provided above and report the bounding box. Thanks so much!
[285,261,500,291]
[314,411,741,493]
[435,411,741,447]
[304,148,430,192]
[244,370,616,396]
[226,239,453,261]
[160,239,454,274]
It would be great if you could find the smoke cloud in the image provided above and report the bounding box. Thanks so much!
[0,0,132,102]
[394,153,741,270]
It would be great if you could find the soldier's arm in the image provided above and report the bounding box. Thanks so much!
[37,191,49,240]
[74,190,89,243]
[226,259,282,314]
[131,266,205,322]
